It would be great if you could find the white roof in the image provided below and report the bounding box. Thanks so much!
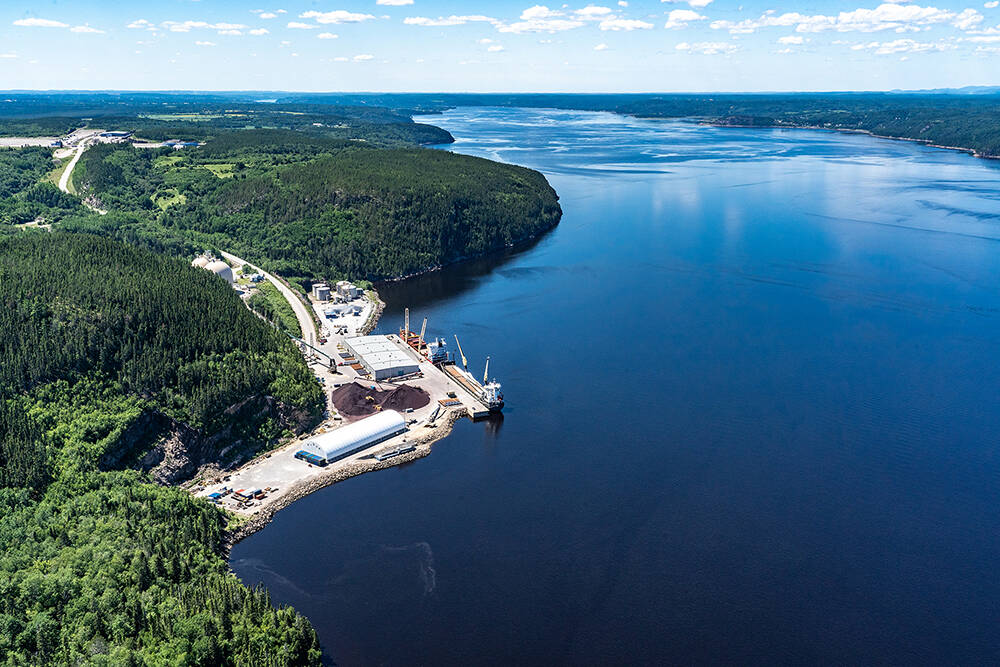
[345,335,416,371]
[305,410,406,460]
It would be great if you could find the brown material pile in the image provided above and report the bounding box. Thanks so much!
[331,381,430,420]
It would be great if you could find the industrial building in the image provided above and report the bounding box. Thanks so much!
[205,260,234,284]
[344,335,420,380]
[325,303,362,319]
[191,255,234,284]
[299,410,407,464]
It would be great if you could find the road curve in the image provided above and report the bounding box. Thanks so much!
[54,139,314,341]
[219,251,317,344]
[58,145,85,194]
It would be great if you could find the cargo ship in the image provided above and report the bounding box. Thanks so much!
[442,345,504,413]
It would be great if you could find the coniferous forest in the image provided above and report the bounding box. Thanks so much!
[0,233,324,665]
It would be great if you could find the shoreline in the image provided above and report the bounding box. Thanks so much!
[685,118,997,160]
[216,281,481,550]
[222,409,463,551]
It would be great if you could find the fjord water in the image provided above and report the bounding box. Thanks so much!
[232,108,1000,664]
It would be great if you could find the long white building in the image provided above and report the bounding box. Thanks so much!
[300,410,406,464]
[344,335,419,380]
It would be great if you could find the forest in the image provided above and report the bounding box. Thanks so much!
[69,137,562,285]
[0,233,324,665]
[0,148,82,226]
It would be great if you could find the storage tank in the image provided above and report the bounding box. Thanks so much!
[302,411,406,463]
[191,256,209,268]
[205,260,234,284]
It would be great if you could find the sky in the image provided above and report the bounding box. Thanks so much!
[1,0,999,92]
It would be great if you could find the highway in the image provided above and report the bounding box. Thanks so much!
[219,251,318,345]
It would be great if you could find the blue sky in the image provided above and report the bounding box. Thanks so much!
[2,0,999,91]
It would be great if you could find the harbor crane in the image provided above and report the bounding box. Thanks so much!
[419,318,428,349]
[454,334,468,370]
[484,356,490,385]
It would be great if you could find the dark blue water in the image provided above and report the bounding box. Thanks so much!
[232,108,1000,665]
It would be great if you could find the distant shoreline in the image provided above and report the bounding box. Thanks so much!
[690,119,996,161]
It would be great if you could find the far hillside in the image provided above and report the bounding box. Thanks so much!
[67,134,562,285]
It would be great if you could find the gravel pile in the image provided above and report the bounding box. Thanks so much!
[331,381,430,419]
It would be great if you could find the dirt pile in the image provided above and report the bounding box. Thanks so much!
[331,381,430,419]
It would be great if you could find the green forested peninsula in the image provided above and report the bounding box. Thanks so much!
[0,233,324,665]
[69,138,562,285]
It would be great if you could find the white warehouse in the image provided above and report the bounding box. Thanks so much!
[344,335,420,380]
[300,410,407,464]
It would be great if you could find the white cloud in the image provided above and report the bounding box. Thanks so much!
[195,40,216,46]
[377,0,414,4]
[218,29,242,35]
[127,19,154,30]
[71,25,105,33]
[334,56,349,61]
[577,5,615,19]
[664,9,706,28]
[405,15,499,26]
[300,10,375,24]
[675,40,738,54]
[249,28,269,35]
[287,21,315,29]
[251,9,286,16]
[599,17,653,30]
[0,53,17,58]
[488,44,505,51]
[594,42,609,49]
[778,34,804,44]
[985,1,999,7]
[353,53,374,61]
[13,18,69,28]
[317,32,338,38]
[618,1,629,6]
[498,6,585,33]
[478,37,495,43]
[662,0,714,8]
[259,12,277,19]
[850,37,956,53]
[159,21,248,33]
[711,4,983,34]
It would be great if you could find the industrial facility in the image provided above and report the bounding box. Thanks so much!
[191,255,234,284]
[297,410,407,465]
[335,280,362,300]
[344,335,420,380]
[312,283,331,302]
